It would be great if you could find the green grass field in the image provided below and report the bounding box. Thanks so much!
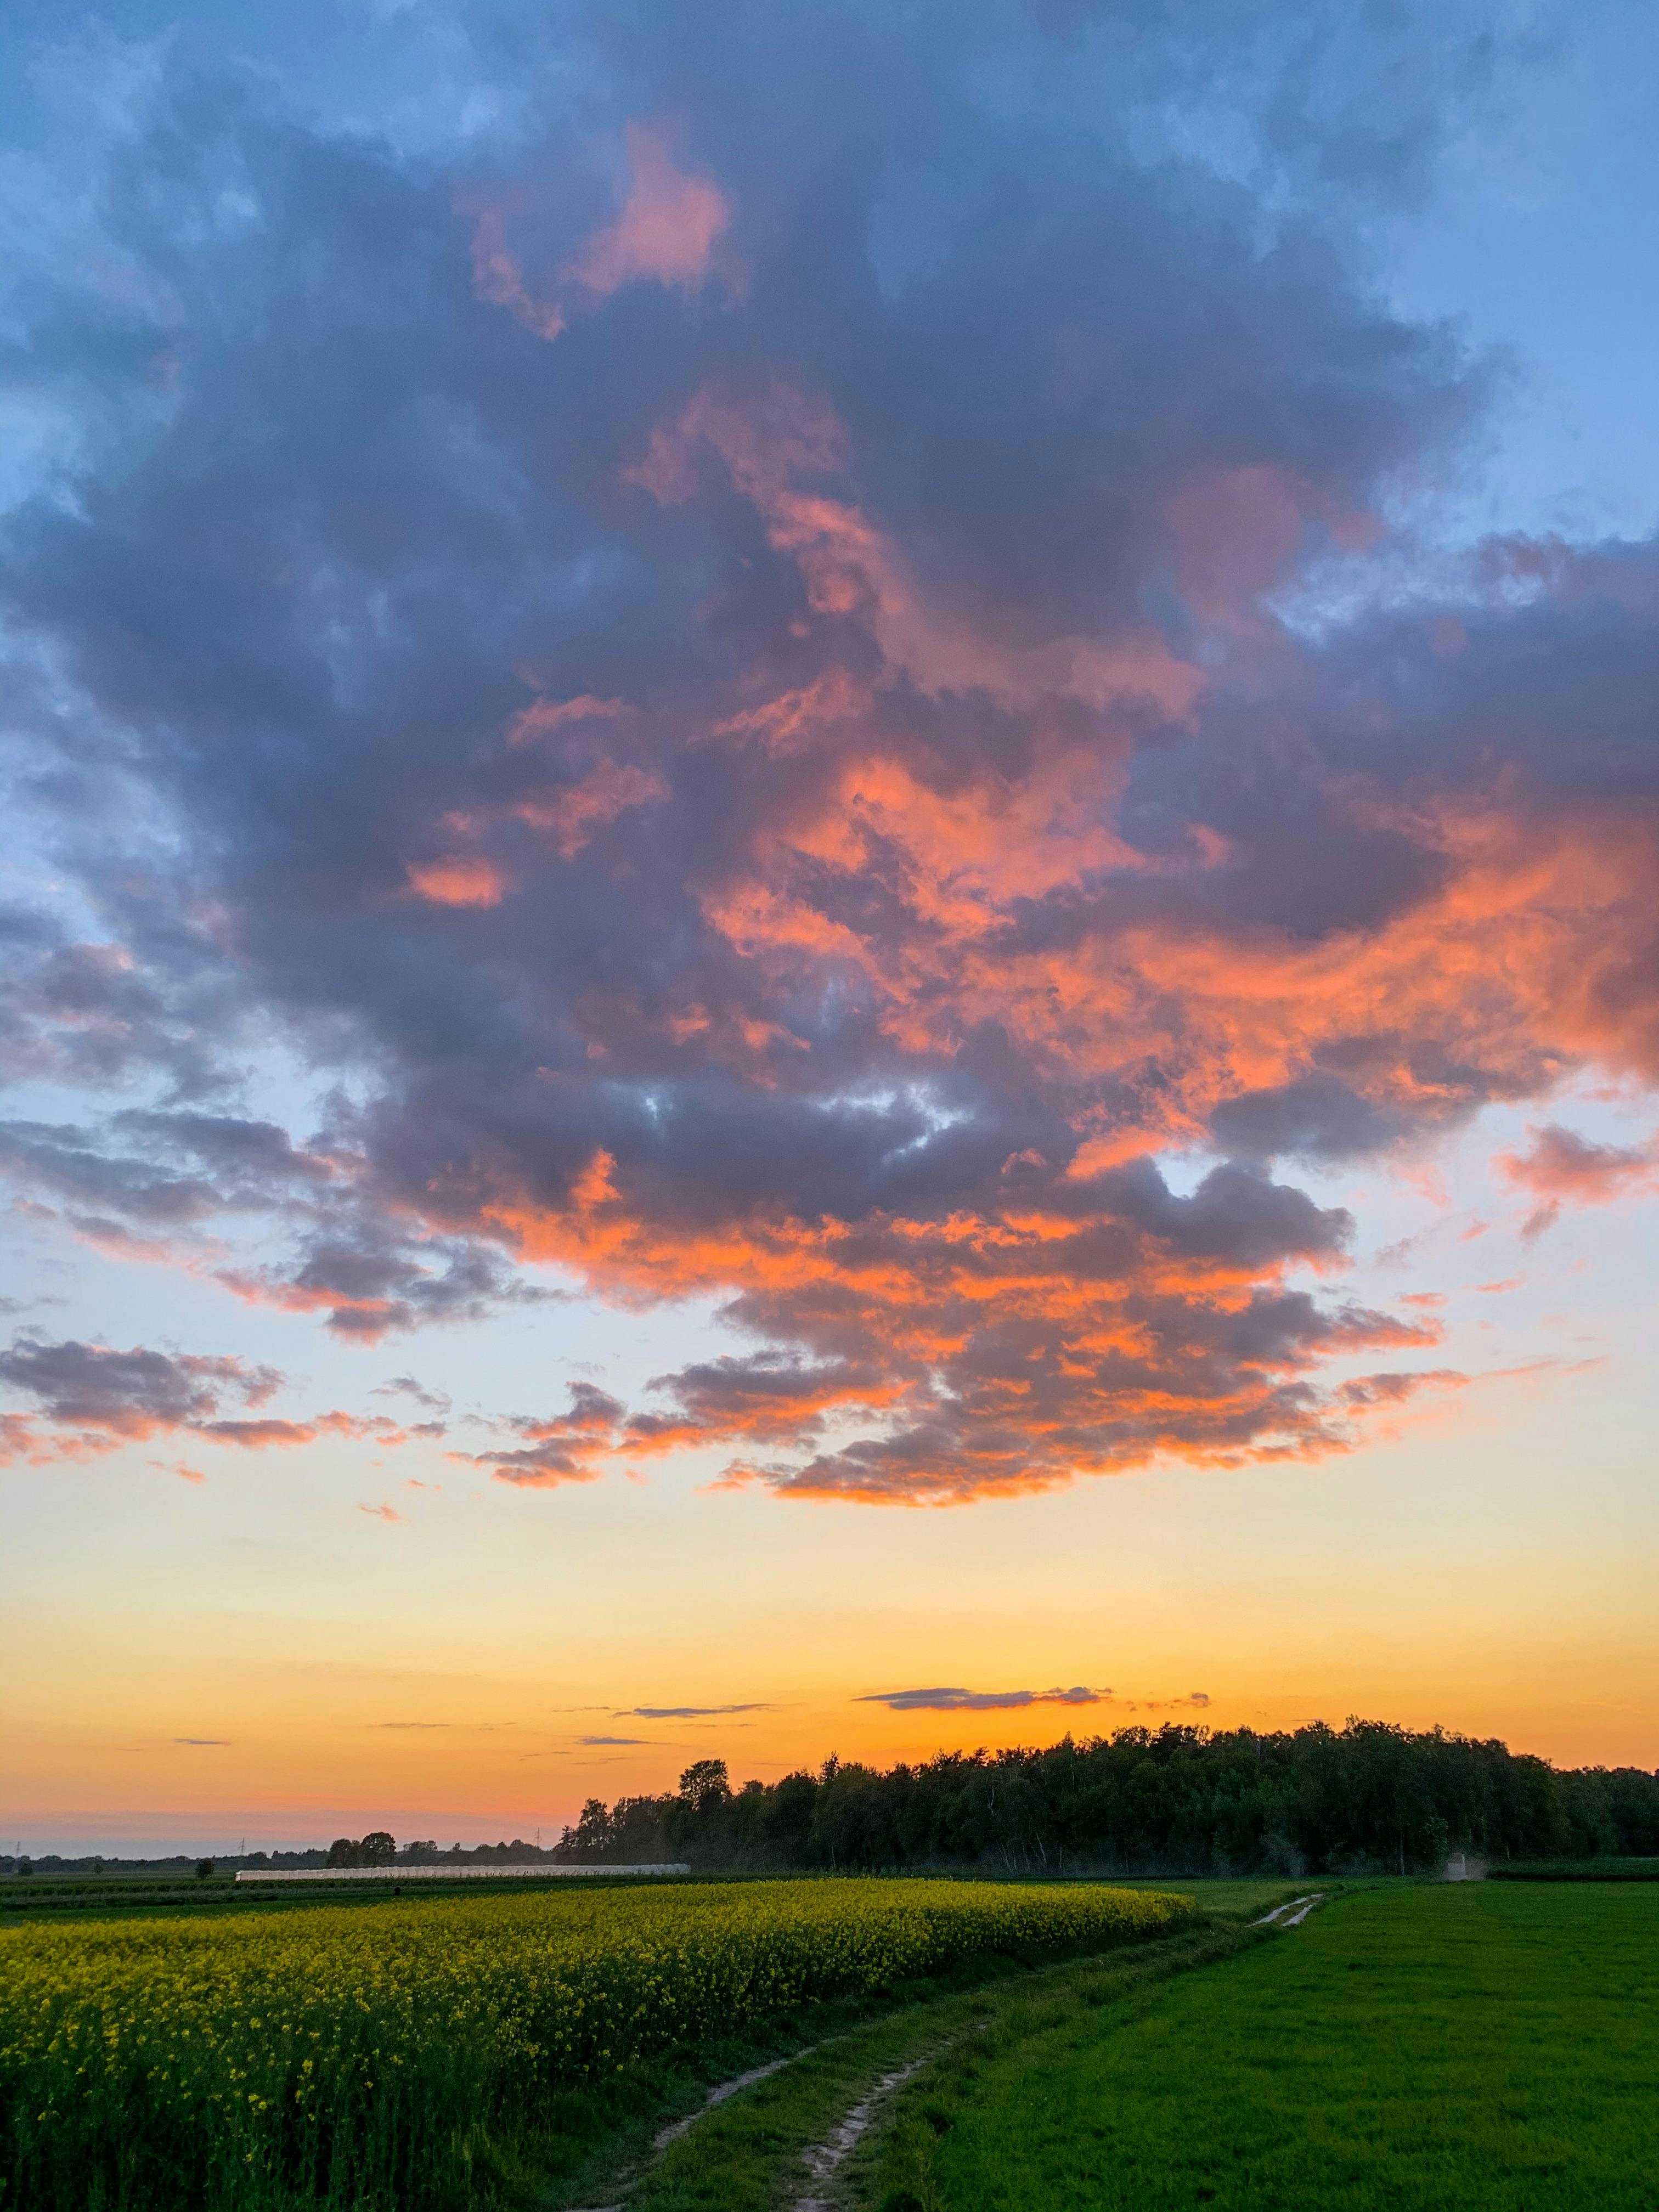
[870,1883,1659,2211]
[1488,1858,1659,1881]
[8,1875,1646,2211]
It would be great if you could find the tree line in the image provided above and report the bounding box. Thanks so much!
[550,1722,1659,1877]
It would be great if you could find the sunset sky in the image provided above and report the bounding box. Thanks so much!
[3,0,1658,1857]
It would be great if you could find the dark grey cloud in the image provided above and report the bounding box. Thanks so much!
[0,1107,555,1338]
[616,1703,771,1720]
[857,1685,1109,1713]
[0,915,238,1097]
[0,1332,420,1465]
[1210,1076,1412,1165]
[0,1335,279,1435]
[453,1381,626,1486]
[114,1110,334,1188]
[0,0,1647,1499]
[0,1119,224,1227]
[222,1221,559,1340]
[375,1375,453,1414]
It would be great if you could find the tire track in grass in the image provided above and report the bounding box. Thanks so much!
[1253,1893,1325,1927]
[1280,1894,1326,1927]
[795,2023,1009,2210]
[569,2030,963,2212]
[793,2049,941,2211]
[569,2053,820,2211]
[573,1906,1300,2212]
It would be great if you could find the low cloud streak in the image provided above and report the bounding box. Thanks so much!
[616,1703,772,1720]
[859,1686,1110,1713]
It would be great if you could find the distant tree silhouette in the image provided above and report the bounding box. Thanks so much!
[550,1719,1659,1877]
[678,1759,731,1812]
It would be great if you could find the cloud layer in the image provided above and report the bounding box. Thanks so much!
[2,3,1656,1502]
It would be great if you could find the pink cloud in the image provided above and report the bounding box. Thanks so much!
[1496,1121,1658,1238]
[468,200,565,340]
[567,121,730,298]
[1165,463,1382,627]
[0,1336,417,1469]
[630,375,1201,721]
[517,760,668,859]
[507,694,630,747]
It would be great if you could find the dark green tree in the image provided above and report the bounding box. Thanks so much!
[678,1759,731,1812]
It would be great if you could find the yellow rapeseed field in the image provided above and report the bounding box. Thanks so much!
[0,1877,1193,2209]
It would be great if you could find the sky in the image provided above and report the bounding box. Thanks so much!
[2,0,1657,1857]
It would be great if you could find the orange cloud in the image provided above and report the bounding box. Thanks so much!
[405,855,506,909]
[408,772,1659,1502]
[460,1144,1448,1501]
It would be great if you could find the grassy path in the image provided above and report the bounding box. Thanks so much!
[572,1888,1307,2212]
[870,1882,1659,2212]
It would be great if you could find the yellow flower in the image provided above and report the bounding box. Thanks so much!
[2,1876,1192,2197]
